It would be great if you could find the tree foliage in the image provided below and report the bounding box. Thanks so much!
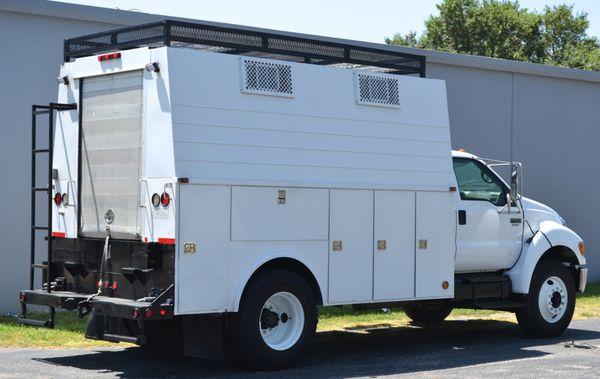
[385,0,600,71]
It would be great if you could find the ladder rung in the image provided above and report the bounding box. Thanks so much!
[32,226,49,230]
[32,187,50,192]
[33,149,50,153]
[31,264,48,269]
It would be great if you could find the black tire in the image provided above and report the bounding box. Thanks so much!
[516,259,575,337]
[228,269,317,370]
[402,301,452,325]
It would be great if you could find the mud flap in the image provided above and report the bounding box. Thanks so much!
[182,314,226,360]
[85,309,106,340]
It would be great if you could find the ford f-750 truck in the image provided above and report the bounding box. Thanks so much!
[19,20,587,369]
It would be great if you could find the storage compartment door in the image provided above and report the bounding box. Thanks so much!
[328,189,373,303]
[415,191,455,299]
[80,71,143,239]
[176,185,230,314]
[373,191,415,301]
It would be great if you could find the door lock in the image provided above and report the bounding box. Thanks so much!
[332,240,342,251]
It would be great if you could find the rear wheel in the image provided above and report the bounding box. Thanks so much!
[516,260,575,337]
[402,301,452,325]
[229,269,317,370]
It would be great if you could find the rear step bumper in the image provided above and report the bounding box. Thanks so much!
[19,285,174,320]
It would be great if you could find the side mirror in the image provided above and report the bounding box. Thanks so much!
[510,162,521,202]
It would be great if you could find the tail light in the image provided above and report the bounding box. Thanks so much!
[159,308,168,317]
[161,192,170,207]
[98,52,121,61]
[132,309,140,319]
[144,308,153,318]
[19,292,26,303]
[54,193,62,206]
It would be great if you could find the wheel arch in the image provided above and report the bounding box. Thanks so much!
[507,224,584,294]
[233,256,324,312]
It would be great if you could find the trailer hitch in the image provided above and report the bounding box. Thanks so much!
[77,300,92,318]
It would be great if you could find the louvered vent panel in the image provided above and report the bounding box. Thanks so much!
[355,73,400,108]
[241,58,294,97]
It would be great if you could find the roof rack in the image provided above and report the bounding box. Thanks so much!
[64,20,426,77]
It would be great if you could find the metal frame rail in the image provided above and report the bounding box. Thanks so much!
[64,19,426,77]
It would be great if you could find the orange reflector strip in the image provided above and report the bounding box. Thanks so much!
[52,232,66,238]
[158,238,176,245]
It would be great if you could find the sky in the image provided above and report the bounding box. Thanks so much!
[54,0,600,43]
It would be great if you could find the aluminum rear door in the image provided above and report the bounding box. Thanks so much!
[80,71,143,239]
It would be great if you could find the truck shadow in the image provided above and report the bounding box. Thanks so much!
[37,320,600,378]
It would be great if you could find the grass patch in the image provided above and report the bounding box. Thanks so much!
[2,283,599,348]
[0,312,124,349]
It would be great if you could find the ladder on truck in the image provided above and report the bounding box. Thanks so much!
[18,103,77,328]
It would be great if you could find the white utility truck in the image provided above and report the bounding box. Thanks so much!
[19,20,588,369]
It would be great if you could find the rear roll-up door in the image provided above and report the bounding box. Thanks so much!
[80,71,143,239]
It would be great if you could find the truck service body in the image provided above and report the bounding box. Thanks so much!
[19,20,588,369]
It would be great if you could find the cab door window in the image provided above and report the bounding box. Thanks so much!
[453,158,507,206]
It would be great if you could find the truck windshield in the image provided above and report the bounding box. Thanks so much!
[453,158,507,206]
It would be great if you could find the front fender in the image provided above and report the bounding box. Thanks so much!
[539,221,586,266]
[507,221,585,294]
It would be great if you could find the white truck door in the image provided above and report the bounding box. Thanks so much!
[453,158,523,272]
[373,191,415,301]
[415,191,455,298]
[328,189,373,304]
[176,184,230,314]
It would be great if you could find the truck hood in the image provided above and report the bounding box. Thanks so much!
[520,196,564,230]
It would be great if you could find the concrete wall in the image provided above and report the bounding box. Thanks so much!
[428,62,600,281]
[0,0,598,313]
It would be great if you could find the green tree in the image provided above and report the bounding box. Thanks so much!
[386,0,600,71]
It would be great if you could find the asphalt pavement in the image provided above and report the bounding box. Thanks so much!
[1,319,599,378]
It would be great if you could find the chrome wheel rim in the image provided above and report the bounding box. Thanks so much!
[259,291,304,351]
[538,276,568,323]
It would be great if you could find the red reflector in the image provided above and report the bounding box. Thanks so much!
[159,308,168,317]
[97,279,103,288]
[52,232,66,238]
[54,193,62,206]
[161,192,170,207]
[144,308,153,318]
[111,281,118,290]
[97,52,121,61]
[132,309,140,319]
[158,238,175,245]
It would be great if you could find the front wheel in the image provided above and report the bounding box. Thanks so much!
[516,260,576,337]
[228,269,317,370]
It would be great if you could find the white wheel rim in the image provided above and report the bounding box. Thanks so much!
[259,291,304,351]
[538,276,568,323]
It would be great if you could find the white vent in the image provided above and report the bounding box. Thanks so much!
[241,58,293,97]
[355,73,400,108]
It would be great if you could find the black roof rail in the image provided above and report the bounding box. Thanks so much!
[64,19,426,77]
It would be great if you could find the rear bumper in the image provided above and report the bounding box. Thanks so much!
[19,286,174,320]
